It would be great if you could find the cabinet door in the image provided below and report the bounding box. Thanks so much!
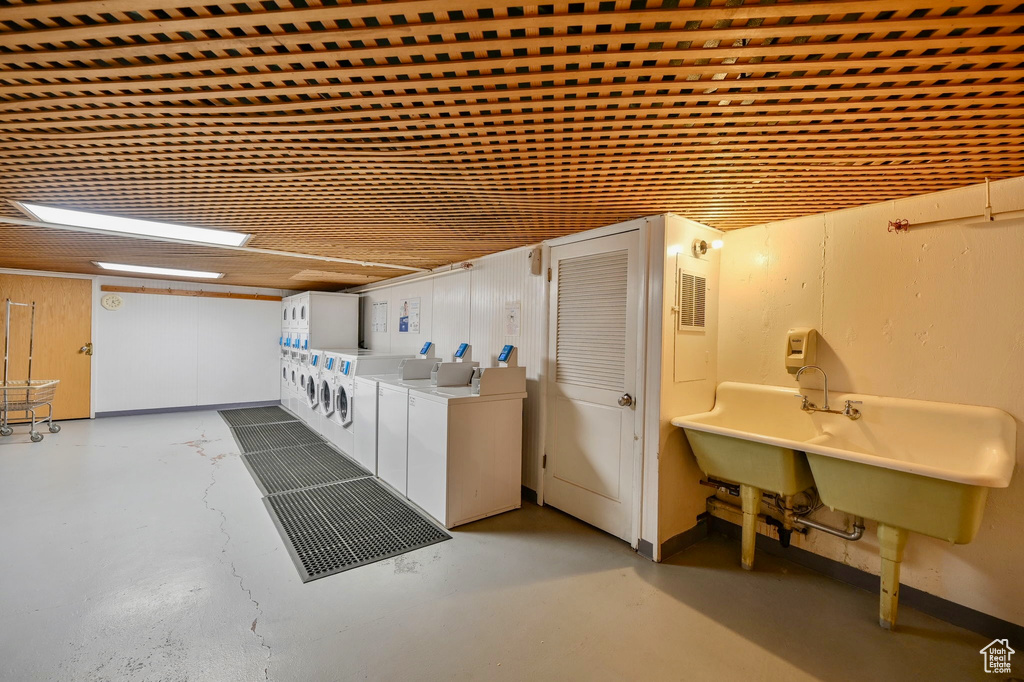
[407,395,448,525]
[376,386,408,495]
[352,379,378,474]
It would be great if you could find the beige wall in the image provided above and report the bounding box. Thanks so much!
[654,215,722,550]
[717,177,1024,625]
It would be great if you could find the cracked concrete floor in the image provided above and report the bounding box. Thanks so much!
[0,411,996,681]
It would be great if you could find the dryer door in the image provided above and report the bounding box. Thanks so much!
[306,373,318,407]
[320,379,335,417]
[337,384,353,427]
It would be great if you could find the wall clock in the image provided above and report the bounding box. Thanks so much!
[101,293,124,311]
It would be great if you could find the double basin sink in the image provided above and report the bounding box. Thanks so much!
[671,382,1016,544]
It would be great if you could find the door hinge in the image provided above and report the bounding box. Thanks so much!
[542,453,547,469]
[546,267,552,282]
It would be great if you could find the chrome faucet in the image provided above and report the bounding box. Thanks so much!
[796,365,830,410]
[794,365,862,419]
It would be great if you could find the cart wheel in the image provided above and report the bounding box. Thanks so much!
[30,432,43,443]
[49,424,61,434]
[0,426,12,437]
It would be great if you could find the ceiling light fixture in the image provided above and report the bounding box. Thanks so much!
[17,202,250,247]
[93,262,224,279]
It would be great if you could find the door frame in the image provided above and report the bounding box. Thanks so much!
[0,267,97,418]
[540,217,652,549]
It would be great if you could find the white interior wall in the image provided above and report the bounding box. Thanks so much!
[93,276,286,413]
[358,247,547,490]
[654,215,722,552]
[717,177,1024,625]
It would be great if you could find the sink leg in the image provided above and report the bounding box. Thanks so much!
[739,484,761,571]
[877,523,908,630]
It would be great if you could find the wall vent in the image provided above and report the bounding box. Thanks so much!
[677,270,707,332]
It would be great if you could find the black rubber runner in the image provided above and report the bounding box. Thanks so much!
[231,420,322,453]
[221,406,450,582]
[266,477,450,582]
[242,442,369,496]
[219,405,297,427]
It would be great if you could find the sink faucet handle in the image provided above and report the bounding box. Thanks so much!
[793,393,814,410]
[843,399,863,419]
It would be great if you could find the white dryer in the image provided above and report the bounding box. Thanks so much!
[279,357,289,406]
[317,349,412,467]
[296,350,322,429]
[317,352,353,455]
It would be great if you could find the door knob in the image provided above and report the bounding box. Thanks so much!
[618,393,633,407]
[79,342,93,356]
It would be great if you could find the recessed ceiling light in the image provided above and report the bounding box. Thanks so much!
[93,262,224,279]
[17,202,250,247]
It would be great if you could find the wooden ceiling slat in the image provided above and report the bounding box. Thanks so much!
[1,1,1000,48]
[3,14,1014,71]
[2,0,1023,287]
[5,33,1019,85]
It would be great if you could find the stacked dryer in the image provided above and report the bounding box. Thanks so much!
[278,290,359,418]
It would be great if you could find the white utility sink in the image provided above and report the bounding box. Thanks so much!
[672,382,1015,542]
[672,381,1016,630]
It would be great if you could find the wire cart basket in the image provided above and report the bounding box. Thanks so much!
[2,299,61,442]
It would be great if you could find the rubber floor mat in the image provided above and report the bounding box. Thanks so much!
[231,420,322,453]
[242,442,369,495]
[219,405,297,427]
[265,477,451,582]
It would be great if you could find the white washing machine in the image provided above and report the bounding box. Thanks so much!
[317,349,413,468]
[316,352,352,455]
[286,355,300,414]
[295,350,322,429]
[279,357,289,406]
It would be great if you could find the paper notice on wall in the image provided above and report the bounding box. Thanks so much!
[372,301,388,333]
[398,297,420,333]
[504,300,521,336]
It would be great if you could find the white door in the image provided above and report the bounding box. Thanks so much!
[545,231,641,542]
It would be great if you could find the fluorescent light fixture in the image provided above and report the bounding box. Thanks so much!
[93,262,224,279]
[711,239,724,249]
[17,202,250,247]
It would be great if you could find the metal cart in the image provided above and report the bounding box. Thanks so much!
[1,299,61,442]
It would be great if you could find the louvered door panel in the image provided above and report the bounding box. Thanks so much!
[545,229,639,543]
[555,250,629,391]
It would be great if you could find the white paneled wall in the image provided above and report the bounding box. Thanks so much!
[94,276,285,413]
[358,247,546,490]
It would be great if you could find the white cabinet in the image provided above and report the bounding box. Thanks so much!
[406,388,525,529]
[353,376,379,474]
[407,394,448,523]
[376,382,409,495]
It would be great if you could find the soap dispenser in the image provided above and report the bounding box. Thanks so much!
[785,328,817,373]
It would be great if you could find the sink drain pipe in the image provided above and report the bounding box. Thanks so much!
[704,482,865,542]
[792,515,866,541]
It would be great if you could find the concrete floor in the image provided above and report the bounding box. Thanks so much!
[0,411,998,681]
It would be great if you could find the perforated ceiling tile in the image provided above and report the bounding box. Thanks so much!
[2,1,1023,287]
[266,477,450,582]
